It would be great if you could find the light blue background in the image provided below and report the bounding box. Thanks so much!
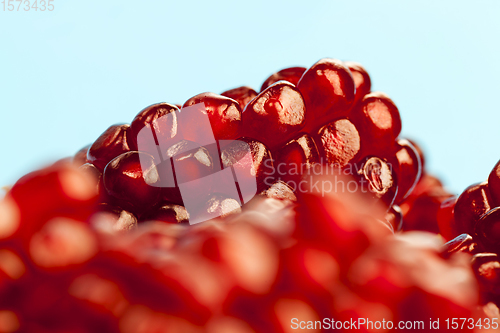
[1,0,499,194]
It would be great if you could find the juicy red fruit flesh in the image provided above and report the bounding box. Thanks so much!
[130,102,180,151]
[274,134,320,186]
[317,118,361,168]
[182,92,242,141]
[344,61,371,106]
[393,139,422,204]
[242,81,306,150]
[297,58,355,132]
[87,124,132,172]
[350,92,402,155]
[454,182,492,236]
[221,86,258,111]
[475,207,500,253]
[260,66,306,91]
[358,156,398,208]
[103,151,161,215]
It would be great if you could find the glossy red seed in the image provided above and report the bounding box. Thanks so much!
[406,139,426,172]
[221,86,257,111]
[78,163,101,196]
[161,140,216,205]
[242,81,306,150]
[87,124,132,171]
[8,165,97,239]
[92,203,138,231]
[385,204,403,231]
[260,66,306,91]
[260,180,297,202]
[317,118,361,168]
[358,156,398,208]
[73,144,91,166]
[441,234,480,259]
[393,139,422,203]
[454,182,492,236]
[130,102,179,151]
[437,196,458,241]
[475,207,500,253]
[221,138,274,193]
[488,159,500,206]
[182,92,242,141]
[472,253,500,296]
[350,92,402,154]
[343,61,371,106]
[103,151,161,215]
[274,133,320,186]
[140,204,189,224]
[297,58,355,132]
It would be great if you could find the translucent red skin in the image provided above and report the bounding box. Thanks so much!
[182,92,242,141]
[242,81,306,150]
[343,61,371,106]
[274,133,320,185]
[357,156,398,208]
[260,66,306,91]
[221,137,274,193]
[221,86,257,111]
[129,102,180,151]
[475,207,500,253]
[7,165,97,240]
[316,118,361,168]
[454,182,492,236]
[472,253,500,298]
[350,92,402,155]
[488,159,500,206]
[393,139,422,204]
[87,124,132,172]
[140,203,188,224]
[297,58,355,132]
[385,205,403,231]
[73,144,91,166]
[103,151,161,215]
[437,196,458,241]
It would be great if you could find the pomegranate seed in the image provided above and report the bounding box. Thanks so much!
[260,66,306,91]
[140,204,189,224]
[475,207,500,253]
[103,151,161,215]
[221,138,274,194]
[182,92,242,141]
[350,92,402,154]
[317,118,361,168]
[221,86,257,111]
[130,102,179,151]
[91,203,138,232]
[357,156,398,208]
[472,253,500,297]
[488,159,500,206]
[161,140,216,206]
[454,182,492,236]
[242,81,306,150]
[393,139,422,203]
[73,144,91,166]
[274,133,320,186]
[343,61,371,105]
[9,165,97,239]
[297,58,355,132]
[385,205,403,231]
[407,139,426,172]
[437,196,458,241]
[441,234,481,259]
[87,124,132,171]
[260,180,297,203]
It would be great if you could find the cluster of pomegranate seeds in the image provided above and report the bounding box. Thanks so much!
[2,57,500,331]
